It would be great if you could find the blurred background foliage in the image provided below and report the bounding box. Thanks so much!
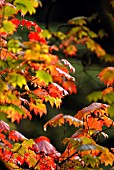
[12,0,114,155]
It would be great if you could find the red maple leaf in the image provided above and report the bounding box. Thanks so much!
[28,32,46,44]
[33,136,61,158]
[11,18,20,28]
[0,120,10,133]
[9,130,27,142]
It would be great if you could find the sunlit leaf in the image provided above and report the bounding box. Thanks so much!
[33,136,61,158]
[62,81,77,94]
[9,130,27,142]
[14,0,41,15]
[0,20,16,34]
[6,72,26,88]
[0,120,10,133]
[97,67,114,86]
[1,3,17,17]
[74,102,109,120]
[44,113,64,131]
[36,70,53,86]
[87,91,102,102]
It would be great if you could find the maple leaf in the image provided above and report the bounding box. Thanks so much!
[84,116,104,131]
[56,68,75,81]
[62,81,77,94]
[36,70,53,86]
[74,102,109,120]
[63,115,83,127]
[6,72,26,88]
[9,130,27,142]
[97,67,114,86]
[45,95,62,108]
[61,59,75,73]
[29,100,47,117]
[63,44,77,56]
[28,32,46,44]
[33,136,61,158]
[68,16,87,26]
[33,88,48,100]
[48,83,68,98]
[0,120,10,133]
[2,149,13,162]
[44,113,64,131]
[44,114,83,131]
[0,133,6,141]
[0,20,16,35]
[14,0,41,16]
[102,87,114,95]
[11,18,20,28]
[100,147,114,166]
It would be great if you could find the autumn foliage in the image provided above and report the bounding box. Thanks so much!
[0,0,114,170]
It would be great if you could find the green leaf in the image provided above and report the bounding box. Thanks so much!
[41,29,52,39]
[108,103,114,118]
[6,72,26,88]
[22,139,34,149]
[82,155,100,169]
[12,143,21,152]
[14,0,39,15]
[1,20,16,34]
[103,92,114,104]
[2,4,17,17]
[8,39,22,53]
[36,70,53,86]
[0,60,8,71]
[68,16,87,26]
[87,91,102,102]
[88,30,98,38]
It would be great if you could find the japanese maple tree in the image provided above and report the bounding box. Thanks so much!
[0,0,114,170]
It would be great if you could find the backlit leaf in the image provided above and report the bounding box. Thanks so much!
[74,102,109,120]
[6,72,26,88]
[61,59,75,73]
[108,104,114,118]
[63,115,83,127]
[0,120,10,133]
[0,20,16,34]
[44,113,64,131]
[33,136,61,157]
[87,91,102,102]
[29,100,47,117]
[1,3,17,17]
[62,81,77,94]
[97,67,114,86]
[14,0,40,15]
[9,130,27,142]
[36,70,53,86]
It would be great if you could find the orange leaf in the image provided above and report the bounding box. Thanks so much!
[63,115,83,127]
[85,116,104,131]
[44,113,64,131]
[29,101,47,117]
[74,102,109,120]
[48,83,68,98]
[62,81,77,94]
[61,59,75,73]
[97,67,114,86]
[102,87,114,95]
